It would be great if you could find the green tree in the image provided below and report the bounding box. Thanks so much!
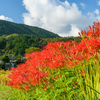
[1,55,10,70]
[2,55,10,62]
[25,47,41,54]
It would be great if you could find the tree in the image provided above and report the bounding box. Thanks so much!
[25,47,41,54]
[1,55,10,70]
[2,55,10,62]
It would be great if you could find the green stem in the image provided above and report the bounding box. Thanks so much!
[85,84,100,94]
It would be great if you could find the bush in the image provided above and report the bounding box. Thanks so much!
[2,55,10,63]
[25,47,41,54]
[0,69,11,85]
[16,58,21,64]
[0,61,5,69]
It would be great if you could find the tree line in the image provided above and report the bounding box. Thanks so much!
[0,34,46,55]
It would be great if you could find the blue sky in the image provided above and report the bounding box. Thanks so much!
[0,0,100,37]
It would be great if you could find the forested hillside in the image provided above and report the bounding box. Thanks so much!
[0,33,82,55]
[0,34,46,55]
[0,20,83,56]
[0,20,60,38]
[44,36,82,43]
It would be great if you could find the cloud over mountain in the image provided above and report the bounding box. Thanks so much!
[0,15,13,22]
[22,0,100,37]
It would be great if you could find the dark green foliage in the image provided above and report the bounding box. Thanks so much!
[16,58,21,65]
[0,20,60,38]
[0,61,4,69]
[44,36,82,43]
[0,34,47,55]
[2,56,9,62]
[1,55,10,70]
[0,20,82,55]
[0,33,82,55]
[25,47,41,54]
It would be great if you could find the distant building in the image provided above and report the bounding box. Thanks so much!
[5,60,17,70]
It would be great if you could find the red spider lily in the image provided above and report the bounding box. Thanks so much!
[50,85,53,88]
[80,70,86,76]
[63,89,65,91]
[52,75,58,81]
[78,32,81,37]
[88,25,91,30]
[42,85,47,90]
[72,82,78,87]
[24,85,30,91]
[6,21,100,91]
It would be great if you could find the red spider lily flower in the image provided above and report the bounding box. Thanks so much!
[80,70,86,76]
[72,82,78,87]
[88,25,91,30]
[31,79,37,86]
[81,30,84,36]
[63,89,65,91]
[24,85,30,91]
[50,85,53,88]
[78,32,81,37]
[52,77,56,81]
[6,21,100,91]
[42,86,47,90]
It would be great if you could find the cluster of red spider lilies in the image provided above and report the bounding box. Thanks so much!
[6,21,100,91]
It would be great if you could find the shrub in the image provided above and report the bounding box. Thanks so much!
[2,55,10,63]
[0,69,11,85]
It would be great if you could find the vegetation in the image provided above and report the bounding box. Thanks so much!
[0,69,11,85]
[2,55,10,63]
[44,36,82,43]
[0,33,46,55]
[0,20,60,38]
[25,47,41,54]
[0,33,83,55]
[0,20,83,56]
[0,21,100,99]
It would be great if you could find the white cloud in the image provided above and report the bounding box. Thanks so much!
[80,3,86,9]
[94,9,99,15]
[87,12,94,18]
[98,1,100,6]
[0,15,13,22]
[22,0,98,37]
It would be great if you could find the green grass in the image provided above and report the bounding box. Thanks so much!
[0,55,100,100]
[0,85,12,100]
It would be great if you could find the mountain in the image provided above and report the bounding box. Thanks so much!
[0,20,60,38]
